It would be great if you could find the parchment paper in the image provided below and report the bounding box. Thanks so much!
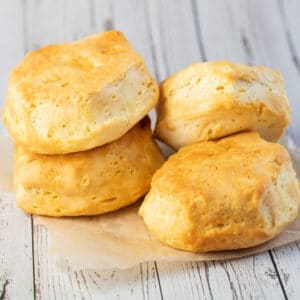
[0,135,300,270]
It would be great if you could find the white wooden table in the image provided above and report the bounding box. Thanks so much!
[1,1,300,299]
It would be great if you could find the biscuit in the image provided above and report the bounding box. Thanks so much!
[3,31,159,154]
[139,132,300,252]
[155,61,290,149]
[14,118,165,216]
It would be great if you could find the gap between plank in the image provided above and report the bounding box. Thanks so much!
[277,0,300,75]
[21,0,28,54]
[154,262,164,300]
[269,250,288,300]
[191,0,207,61]
[31,216,36,300]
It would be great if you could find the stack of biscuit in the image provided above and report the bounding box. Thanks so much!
[2,31,165,216]
[2,31,300,253]
[139,61,300,252]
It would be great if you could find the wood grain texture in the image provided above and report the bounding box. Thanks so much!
[147,0,203,79]
[0,193,34,300]
[265,2,300,298]
[155,257,284,300]
[34,224,160,300]
[0,0,24,135]
[0,2,34,300]
[272,242,300,300]
[0,0,300,299]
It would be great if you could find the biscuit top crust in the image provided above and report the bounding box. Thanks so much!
[159,61,290,120]
[139,131,300,252]
[152,131,289,202]
[3,31,159,154]
[9,31,143,102]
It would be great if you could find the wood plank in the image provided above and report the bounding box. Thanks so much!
[278,0,300,78]
[155,256,284,300]
[0,1,34,299]
[147,0,202,79]
[139,262,162,300]
[24,0,94,50]
[0,0,24,135]
[262,1,300,299]
[34,224,156,300]
[271,242,300,299]
[0,192,34,299]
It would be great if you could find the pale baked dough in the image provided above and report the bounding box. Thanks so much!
[155,61,290,149]
[139,132,300,252]
[3,31,159,154]
[14,118,165,216]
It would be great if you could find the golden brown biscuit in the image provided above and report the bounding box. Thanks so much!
[139,132,300,252]
[14,118,165,216]
[3,31,159,154]
[155,61,290,149]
